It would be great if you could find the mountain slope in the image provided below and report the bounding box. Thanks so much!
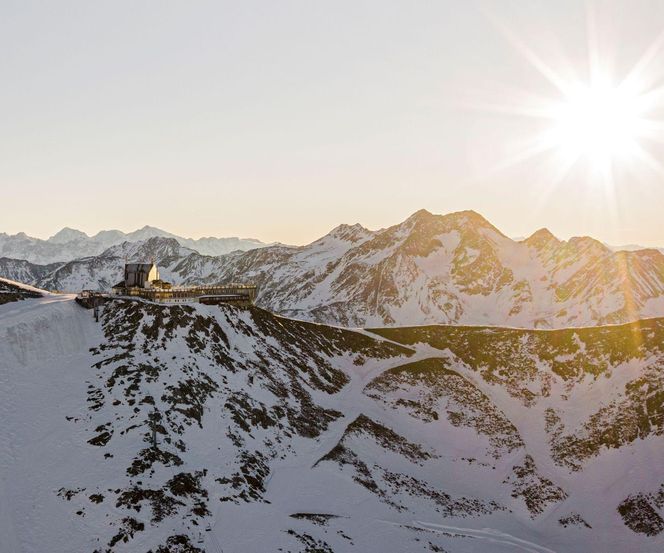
[1,292,663,552]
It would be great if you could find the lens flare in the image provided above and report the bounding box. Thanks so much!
[469,8,664,192]
[548,82,645,168]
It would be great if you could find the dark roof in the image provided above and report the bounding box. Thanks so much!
[125,263,155,272]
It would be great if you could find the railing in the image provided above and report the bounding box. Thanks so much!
[113,283,257,304]
[159,283,256,292]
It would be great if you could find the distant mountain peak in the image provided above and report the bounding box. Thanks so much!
[406,208,434,221]
[410,210,505,240]
[566,235,610,253]
[125,225,176,241]
[138,224,166,233]
[524,228,559,248]
[48,227,89,244]
[327,222,371,241]
[449,209,498,229]
[100,236,195,261]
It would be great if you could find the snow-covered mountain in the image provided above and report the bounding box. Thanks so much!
[1,291,662,552]
[0,258,60,288]
[0,225,267,264]
[210,209,664,328]
[37,238,199,292]
[606,242,664,253]
[3,209,664,328]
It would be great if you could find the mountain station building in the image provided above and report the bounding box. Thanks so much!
[111,262,257,307]
[123,263,160,288]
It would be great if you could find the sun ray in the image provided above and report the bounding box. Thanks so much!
[457,81,563,120]
[637,119,664,142]
[479,133,558,179]
[586,1,604,85]
[466,3,664,203]
[529,150,582,219]
[481,9,575,96]
[456,101,555,120]
[628,142,664,177]
[620,26,664,91]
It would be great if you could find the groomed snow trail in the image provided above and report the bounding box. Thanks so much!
[0,295,104,553]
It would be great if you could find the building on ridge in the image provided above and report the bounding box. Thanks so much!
[111,262,256,307]
[123,263,160,288]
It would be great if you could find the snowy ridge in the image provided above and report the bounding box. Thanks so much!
[4,209,664,328]
[1,293,663,552]
[0,276,47,305]
[0,276,49,296]
[0,226,267,264]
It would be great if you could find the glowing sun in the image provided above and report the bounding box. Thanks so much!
[472,9,664,186]
[549,82,645,166]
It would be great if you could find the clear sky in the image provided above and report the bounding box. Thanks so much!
[2,0,664,246]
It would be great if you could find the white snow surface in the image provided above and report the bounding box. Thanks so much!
[1,294,663,552]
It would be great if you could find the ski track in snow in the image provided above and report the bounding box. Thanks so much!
[409,521,557,553]
[0,294,105,553]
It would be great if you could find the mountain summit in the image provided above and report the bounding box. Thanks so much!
[48,227,89,244]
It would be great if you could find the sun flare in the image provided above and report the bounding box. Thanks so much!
[548,81,645,168]
[473,11,664,188]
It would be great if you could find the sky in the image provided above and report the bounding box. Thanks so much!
[2,0,664,246]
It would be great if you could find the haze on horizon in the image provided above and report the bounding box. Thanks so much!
[2,0,664,247]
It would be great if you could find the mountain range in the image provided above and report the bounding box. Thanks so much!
[2,209,664,329]
[0,225,268,264]
[0,280,662,552]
